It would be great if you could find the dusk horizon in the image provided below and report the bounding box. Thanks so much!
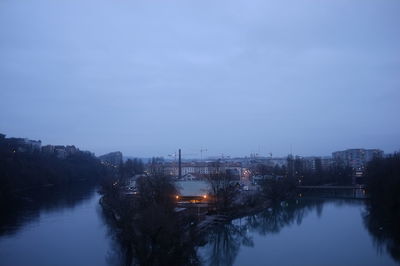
[1,1,399,265]
[1,0,399,158]
[0,131,397,159]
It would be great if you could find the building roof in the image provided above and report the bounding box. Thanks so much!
[176,181,209,196]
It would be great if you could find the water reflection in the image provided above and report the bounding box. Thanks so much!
[201,199,321,265]
[2,187,398,266]
[243,199,341,236]
[102,197,400,265]
[0,182,97,237]
[363,200,400,263]
[200,198,398,266]
[202,222,253,266]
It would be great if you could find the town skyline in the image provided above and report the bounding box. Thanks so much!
[1,1,399,265]
[1,0,399,158]
[1,132,392,160]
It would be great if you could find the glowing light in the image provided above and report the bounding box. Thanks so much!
[176,195,179,199]
[203,195,207,199]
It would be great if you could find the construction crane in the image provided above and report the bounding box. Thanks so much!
[168,152,178,161]
[200,148,207,161]
[167,150,198,160]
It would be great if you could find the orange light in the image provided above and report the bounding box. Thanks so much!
[203,195,207,199]
[176,195,179,199]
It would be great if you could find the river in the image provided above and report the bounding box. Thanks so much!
[0,185,118,266]
[0,186,398,266]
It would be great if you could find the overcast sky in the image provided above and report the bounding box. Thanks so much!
[1,0,399,158]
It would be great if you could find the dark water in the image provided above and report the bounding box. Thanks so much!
[0,185,117,266]
[0,188,398,266]
[199,199,399,266]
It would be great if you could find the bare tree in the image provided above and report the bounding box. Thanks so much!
[102,173,200,266]
[206,161,238,211]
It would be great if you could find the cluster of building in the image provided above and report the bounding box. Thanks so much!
[0,134,42,153]
[0,134,93,159]
[159,148,384,181]
[41,144,82,159]
[164,161,243,180]
[1,133,385,179]
[258,149,383,173]
[332,149,383,171]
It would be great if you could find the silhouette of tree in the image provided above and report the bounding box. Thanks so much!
[101,174,200,266]
[206,161,238,211]
[363,153,400,262]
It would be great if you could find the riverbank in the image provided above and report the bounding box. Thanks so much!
[99,190,272,239]
[195,199,271,235]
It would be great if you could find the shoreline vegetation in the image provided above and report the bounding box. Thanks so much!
[99,153,400,265]
[1,133,399,265]
[100,189,273,238]
[98,165,297,265]
[0,134,109,202]
[364,153,400,262]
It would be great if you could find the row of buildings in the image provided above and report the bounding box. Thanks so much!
[0,134,93,159]
[255,148,383,173]
[158,148,384,180]
[1,134,385,176]
[332,149,383,171]
[164,162,243,180]
[41,144,82,159]
[0,134,42,153]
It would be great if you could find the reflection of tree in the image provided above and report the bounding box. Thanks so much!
[363,153,400,263]
[0,183,96,236]
[201,200,327,266]
[244,199,326,236]
[363,201,400,263]
[203,222,253,266]
[104,188,386,266]
[202,198,366,266]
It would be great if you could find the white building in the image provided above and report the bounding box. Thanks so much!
[332,149,383,170]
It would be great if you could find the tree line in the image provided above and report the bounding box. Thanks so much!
[364,153,400,262]
[253,156,353,186]
[0,136,109,201]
